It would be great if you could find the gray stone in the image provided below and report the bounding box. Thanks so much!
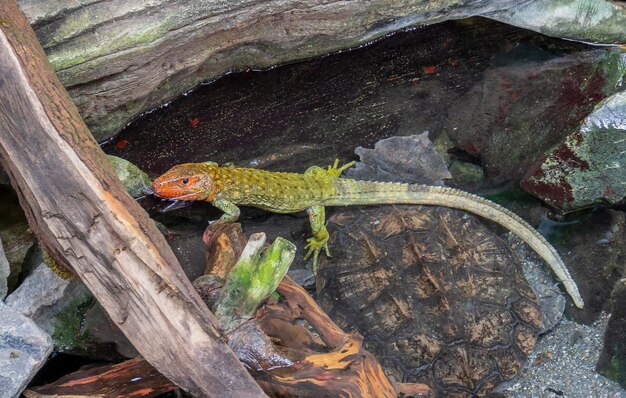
[0,239,9,300]
[449,161,486,185]
[345,132,451,185]
[487,0,626,45]
[14,0,626,141]
[5,262,71,318]
[447,49,625,187]
[0,203,36,292]
[0,301,53,398]
[6,263,137,361]
[597,283,626,388]
[107,155,152,198]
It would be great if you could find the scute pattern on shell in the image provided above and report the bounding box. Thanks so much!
[316,205,543,397]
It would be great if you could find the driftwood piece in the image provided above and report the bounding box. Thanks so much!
[204,223,432,397]
[25,224,429,397]
[215,232,295,333]
[0,2,264,397]
[23,358,177,398]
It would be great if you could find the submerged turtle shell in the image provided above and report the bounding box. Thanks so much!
[316,205,543,397]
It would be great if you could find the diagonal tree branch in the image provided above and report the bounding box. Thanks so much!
[0,1,265,396]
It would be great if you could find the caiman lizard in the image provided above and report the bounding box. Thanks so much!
[152,160,584,308]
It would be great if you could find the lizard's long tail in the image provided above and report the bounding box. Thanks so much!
[325,179,584,308]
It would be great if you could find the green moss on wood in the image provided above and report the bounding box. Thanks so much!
[215,233,296,332]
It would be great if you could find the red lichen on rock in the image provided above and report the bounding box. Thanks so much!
[521,140,590,207]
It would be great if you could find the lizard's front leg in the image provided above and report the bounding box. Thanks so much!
[212,198,241,223]
[304,205,330,274]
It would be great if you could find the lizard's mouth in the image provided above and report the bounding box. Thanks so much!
[159,199,192,212]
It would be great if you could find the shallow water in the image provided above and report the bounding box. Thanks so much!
[103,18,592,178]
[100,17,625,396]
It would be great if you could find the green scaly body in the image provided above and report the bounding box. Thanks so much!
[152,161,584,308]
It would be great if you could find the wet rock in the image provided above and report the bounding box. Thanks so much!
[0,187,36,292]
[522,89,626,211]
[597,283,626,388]
[18,0,626,140]
[449,160,486,188]
[0,301,53,397]
[549,210,626,322]
[345,132,451,185]
[0,239,9,300]
[6,263,136,361]
[287,268,315,288]
[107,155,152,198]
[163,225,208,281]
[487,0,626,45]
[0,168,8,186]
[79,302,139,360]
[448,49,625,187]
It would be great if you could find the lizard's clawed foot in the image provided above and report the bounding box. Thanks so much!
[303,236,330,274]
[327,159,356,178]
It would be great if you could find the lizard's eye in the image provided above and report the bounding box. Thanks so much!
[181,178,189,185]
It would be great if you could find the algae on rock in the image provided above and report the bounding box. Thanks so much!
[522,87,626,211]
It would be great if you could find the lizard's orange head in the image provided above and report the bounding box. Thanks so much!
[152,163,215,202]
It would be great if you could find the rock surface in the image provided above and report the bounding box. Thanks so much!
[551,210,626,322]
[345,132,451,185]
[6,263,137,361]
[0,239,9,300]
[106,155,152,198]
[5,262,71,318]
[447,49,625,187]
[15,0,626,140]
[597,283,626,388]
[0,301,53,397]
[0,187,36,291]
[522,89,626,211]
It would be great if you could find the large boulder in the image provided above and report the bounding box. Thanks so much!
[16,0,626,140]
[447,49,626,187]
[522,89,626,211]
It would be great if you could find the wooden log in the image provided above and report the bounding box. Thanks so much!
[25,224,430,397]
[0,1,265,397]
[23,358,177,398]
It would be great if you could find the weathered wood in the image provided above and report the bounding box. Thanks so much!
[23,358,178,398]
[214,233,295,333]
[202,223,431,397]
[0,1,265,397]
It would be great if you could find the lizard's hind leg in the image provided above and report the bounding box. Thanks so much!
[304,159,355,180]
[304,205,330,274]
